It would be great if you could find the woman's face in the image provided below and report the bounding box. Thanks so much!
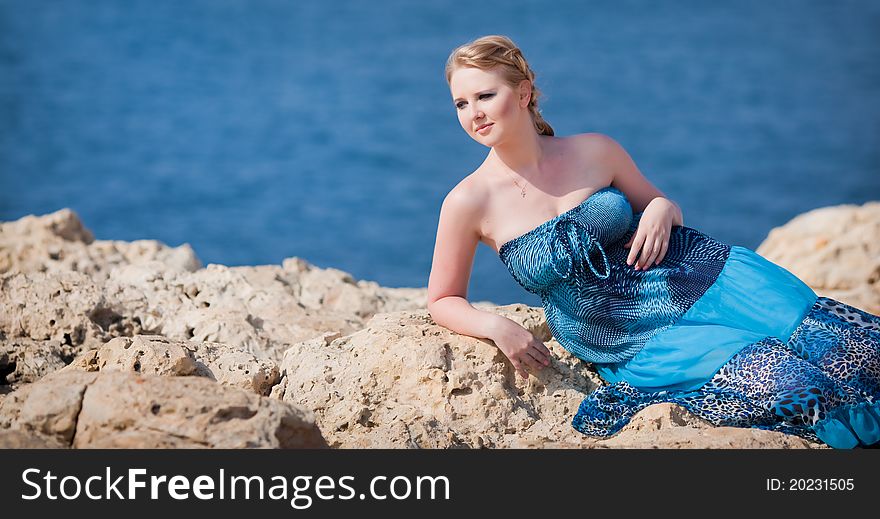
[449,66,527,146]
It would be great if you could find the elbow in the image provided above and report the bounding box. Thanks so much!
[426,298,439,321]
[426,295,450,324]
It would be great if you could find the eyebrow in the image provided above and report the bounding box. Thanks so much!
[452,89,495,103]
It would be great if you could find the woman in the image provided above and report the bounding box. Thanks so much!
[426,35,880,448]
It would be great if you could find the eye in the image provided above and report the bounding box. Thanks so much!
[455,101,465,110]
[480,93,494,100]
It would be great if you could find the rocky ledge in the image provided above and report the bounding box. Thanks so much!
[1,203,878,448]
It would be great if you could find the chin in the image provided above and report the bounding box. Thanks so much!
[474,132,499,146]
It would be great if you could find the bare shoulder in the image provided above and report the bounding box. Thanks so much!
[567,132,635,177]
[439,172,488,232]
[549,132,620,184]
[568,132,625,158]
[444,172,487,210]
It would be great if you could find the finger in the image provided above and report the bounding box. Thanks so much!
[527,348,550,367]
[643,237,663,269]
[626,233,646,265]
[635,236,653,270]
[535,341,553,359]
[520,353,544,372]
[655,240,669,265]
[642,238,661,269]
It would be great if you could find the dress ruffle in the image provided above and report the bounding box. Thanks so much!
[813,400,880,449]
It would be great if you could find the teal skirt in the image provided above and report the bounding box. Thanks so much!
[595,246,818,392]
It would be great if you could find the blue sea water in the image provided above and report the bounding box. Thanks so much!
[1,0,878,306]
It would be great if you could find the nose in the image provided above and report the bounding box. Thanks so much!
[471,107,486,125]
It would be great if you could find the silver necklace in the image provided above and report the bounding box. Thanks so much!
[504,170,527,197]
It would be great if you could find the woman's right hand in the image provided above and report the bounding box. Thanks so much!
[490,317,553,380]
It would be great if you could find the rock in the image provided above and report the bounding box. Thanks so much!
[12,371,95,444]
[275,305,604,448]
[0,429,67,448]
[186,339,280,396]
[2,203,872,450]
[596,403,820,449]
[0,208,201,281]
[60,335,279,396]
[2,370,327,448]
[506,401,822,449]
[274,306,824,449]
[757,202,880,314]
[101,261,424,364]
[0,209,427,374]
[0,270,112,354]
[61,335,197,377]
[0,382,33,429]
[1,337,74,385]
[283,258,426,318]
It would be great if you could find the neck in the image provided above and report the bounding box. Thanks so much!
[488,120,546,181]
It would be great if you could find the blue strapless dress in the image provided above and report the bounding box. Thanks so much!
[498,187,880,448]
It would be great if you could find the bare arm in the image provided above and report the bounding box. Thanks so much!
[581,133,684,269]
[584,133,683,225]
[426,187,506,339]
[426,185,551,379]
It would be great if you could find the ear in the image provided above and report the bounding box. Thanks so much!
[518,79,532,108]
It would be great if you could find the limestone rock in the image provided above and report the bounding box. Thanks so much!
[0,209,427,374]
[61,335,197,377]
[0,270,113,354]
[275,305,604,448]
[757,202,880,313]
[0,429,67,448]
[13,371,95,444]
[3,370,327,448]
[507,403,820,448]
[1,337,74,385]
[597,403,819,448]
[186,339,280,396]
[101,261,423,364]
[275,305,824,449]
[0,382,33,429]
[283,257,426,318]
[60,335,279,396]
[3,203,872,450]
[0,208,201,281]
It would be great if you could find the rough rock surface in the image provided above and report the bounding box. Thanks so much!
[0,429,68,448]
[757,202,880,314]
[2,202,877,449]
[0,270,114,358]
[61,335,198,377]
[1,337,76,386]
[60,335,279,395]
[1,370,327,448]
[186,339,281,396]
[0,210,427,373]
[274,305,822,449]
[507,403,820,448]
[0,208,201,281]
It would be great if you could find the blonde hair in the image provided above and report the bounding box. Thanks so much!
[445,35,554,137]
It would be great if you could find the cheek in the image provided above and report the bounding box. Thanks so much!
[495,96,518,119]
[457,112,471,131]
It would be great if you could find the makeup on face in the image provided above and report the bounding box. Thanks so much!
[450,67,523,144]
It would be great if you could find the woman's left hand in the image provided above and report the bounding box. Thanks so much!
[624,197,676,270]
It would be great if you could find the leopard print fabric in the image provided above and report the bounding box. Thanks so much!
[572,297,880,447]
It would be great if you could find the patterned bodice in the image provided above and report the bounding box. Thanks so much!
[498,186,731,364]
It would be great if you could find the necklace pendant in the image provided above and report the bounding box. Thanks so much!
[521,188,527,197]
